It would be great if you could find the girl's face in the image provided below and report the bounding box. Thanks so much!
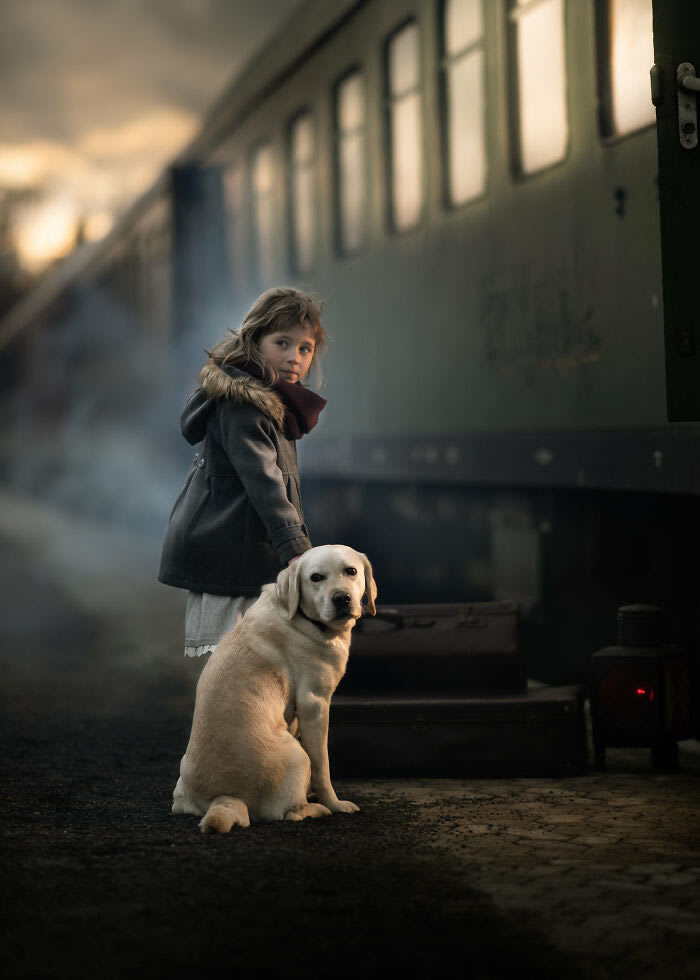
[258,322,316,383]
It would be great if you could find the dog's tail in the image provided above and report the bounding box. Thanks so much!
[200,796,250,834]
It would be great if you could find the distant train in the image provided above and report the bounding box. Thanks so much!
[0,0,698,699]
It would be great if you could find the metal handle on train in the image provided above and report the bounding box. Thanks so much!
[677,63,698,150]
[681,74,700,93]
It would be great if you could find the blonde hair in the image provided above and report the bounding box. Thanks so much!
[207,287,328,388]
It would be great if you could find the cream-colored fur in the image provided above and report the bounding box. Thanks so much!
[172,544,377,832]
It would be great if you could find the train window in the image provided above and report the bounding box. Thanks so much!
[223,165,243,292]
[439,0,487,206]
[385,20,424,231]
[334,69,368,255]
[288,110,317,274]
[249,142,276,285]
[507,0,568,176]
[595,0,655,138]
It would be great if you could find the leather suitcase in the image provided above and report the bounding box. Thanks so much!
[328,686,588,777]
[337,601,525,695]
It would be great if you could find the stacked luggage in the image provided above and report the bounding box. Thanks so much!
[329,601,588,776]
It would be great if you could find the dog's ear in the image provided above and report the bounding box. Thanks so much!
[276,559,301,620]
[359,552,377,616]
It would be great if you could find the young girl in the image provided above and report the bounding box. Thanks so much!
[158,286,328,657]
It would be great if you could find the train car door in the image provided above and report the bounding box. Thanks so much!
[652,0,700,421]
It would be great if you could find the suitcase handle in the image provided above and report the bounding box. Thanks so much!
[355,610,405,632]
[356,608,491,631]
[406,616,436,628]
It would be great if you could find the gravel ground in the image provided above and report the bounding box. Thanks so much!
[2,707,582,980]
[1,493,699,979]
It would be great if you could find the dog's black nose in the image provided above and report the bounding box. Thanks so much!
[333,592,352,607]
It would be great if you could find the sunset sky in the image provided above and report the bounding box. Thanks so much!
[0,0,305,273]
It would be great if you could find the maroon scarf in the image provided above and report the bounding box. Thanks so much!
[240,361,327,440]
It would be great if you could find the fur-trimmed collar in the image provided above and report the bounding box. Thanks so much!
[199,360,286,431]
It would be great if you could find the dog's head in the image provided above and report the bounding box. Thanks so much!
[276,544,377,629]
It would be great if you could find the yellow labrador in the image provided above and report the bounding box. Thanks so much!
[172,544,377,832]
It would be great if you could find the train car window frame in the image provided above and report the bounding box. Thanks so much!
[248,139,277,287]
[594,0,656,144]
[505,0,570,180]
[437,0,489,209]
[332,66,369,258]
[383,17,426,235]
[286,108,318,277]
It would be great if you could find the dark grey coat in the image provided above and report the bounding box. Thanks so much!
[158,363,312,596]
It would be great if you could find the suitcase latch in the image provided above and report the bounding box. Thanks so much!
[457,614,487,628]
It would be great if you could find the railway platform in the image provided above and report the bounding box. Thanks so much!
[1,491,699,979]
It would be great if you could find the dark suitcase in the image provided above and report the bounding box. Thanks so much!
[338,601,525,695]
[328,686,588,776]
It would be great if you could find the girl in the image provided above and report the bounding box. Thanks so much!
[158,286,328,657]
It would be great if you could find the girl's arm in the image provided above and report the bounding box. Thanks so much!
[219,403,312,567]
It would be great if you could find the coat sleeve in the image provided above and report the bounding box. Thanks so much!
[218,403,312,566]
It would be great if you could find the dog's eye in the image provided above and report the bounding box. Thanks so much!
[345,567,357,576]
[310,573,325,582]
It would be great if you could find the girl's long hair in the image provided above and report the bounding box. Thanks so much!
[206,287,328,388]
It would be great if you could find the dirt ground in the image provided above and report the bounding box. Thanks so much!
[1,493,699,979]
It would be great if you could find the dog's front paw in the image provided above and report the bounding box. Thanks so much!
[331,800,360,814]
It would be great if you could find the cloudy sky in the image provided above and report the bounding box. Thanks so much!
[0,0,305,272]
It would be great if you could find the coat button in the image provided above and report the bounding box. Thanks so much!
[198,458,205,468]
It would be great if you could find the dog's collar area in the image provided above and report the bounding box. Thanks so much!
[295,605,329,632]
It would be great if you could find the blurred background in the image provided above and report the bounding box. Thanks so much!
[0,0,697,709]
[0,0,305,288]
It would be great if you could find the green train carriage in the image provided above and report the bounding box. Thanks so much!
[0,0,697,707]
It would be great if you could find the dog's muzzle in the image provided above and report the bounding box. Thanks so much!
[332,591,356,620]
